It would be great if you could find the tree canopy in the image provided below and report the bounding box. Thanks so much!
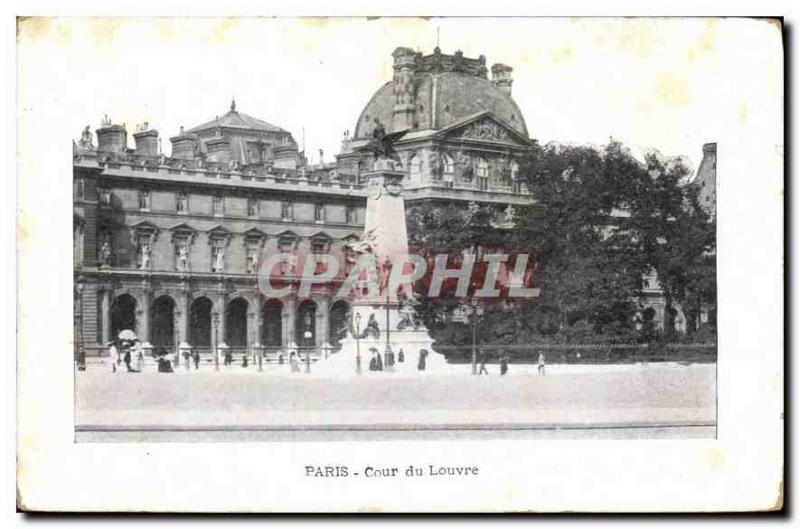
[405,139,716,345]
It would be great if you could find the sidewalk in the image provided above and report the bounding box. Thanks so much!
[76,364,716,434]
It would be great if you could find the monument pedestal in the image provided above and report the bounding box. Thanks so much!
[315,160,449,375]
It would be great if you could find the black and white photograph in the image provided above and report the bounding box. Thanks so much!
[14,14,783,513]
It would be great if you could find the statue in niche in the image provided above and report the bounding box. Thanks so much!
[139,241,151,270]
[99,235,112,267]
[246,247,260,274]
[212,242,225,272]
[502,204,516,225]
[177,242,190,272]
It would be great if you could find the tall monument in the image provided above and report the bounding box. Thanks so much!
[319,127,446,374]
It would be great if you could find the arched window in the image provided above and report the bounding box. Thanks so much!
[408,155,422,182]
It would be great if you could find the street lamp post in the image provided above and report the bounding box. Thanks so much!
[465,301,479,375]
[212,311,220,372]
[355,312,362,374]
[304,313,312,374]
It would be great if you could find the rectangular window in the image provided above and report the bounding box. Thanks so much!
[247,197,258,217]
[314,203,325,222]
[345,205,356,224]
[138,189,151,210]
[74,179,86,200]
[281,201,292,220]
[247,142,262,164]
[212,194,223,216]
[176,191,188,213]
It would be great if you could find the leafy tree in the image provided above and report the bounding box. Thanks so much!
[405,138,716,346]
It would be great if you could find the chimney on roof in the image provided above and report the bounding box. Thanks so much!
[205,135,231,164]
[231,97,237,112]
[491,63,513,96]
[96,119,128,154]
[133,123,159,156]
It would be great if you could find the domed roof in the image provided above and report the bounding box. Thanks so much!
[354,70,528,139]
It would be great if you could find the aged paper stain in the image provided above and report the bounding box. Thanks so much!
[615,20,653,59]
[738,101,749,125]
[17,211,34,247]
[686,20,718,61]
[548,44,574,65]
[16,17,51,43]
[210,18,238,42]
[655,71,692,107]
[89,18,122,48]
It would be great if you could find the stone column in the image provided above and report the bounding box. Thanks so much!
[179,290,191,349]
[247,308,258,362]
[137,287,152,370]
[252,300,263,350]
[283,297,296,350]
[100,288,111,346]
[139,289,152,346]
[216,293,228,362]
[316,297,330,358]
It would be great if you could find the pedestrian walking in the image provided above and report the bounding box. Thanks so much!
[108,341,119,373]
[242,355,249,368]
[537,351,546,375]
[369,349,378,371]
[123,347,132,372]
[478,348,489,375]
[398,348,404,363]
[192,350,200,370]
[130,340,143,372]
[290,351,300,373]
[500,354,509,376]
[417,349,428,371]
[385,346,395,370]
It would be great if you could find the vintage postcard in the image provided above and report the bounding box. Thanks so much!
[16,16,783,512]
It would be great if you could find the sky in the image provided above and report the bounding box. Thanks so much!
[18,17,782,173]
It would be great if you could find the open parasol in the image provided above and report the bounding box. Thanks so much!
[118,329,137,341]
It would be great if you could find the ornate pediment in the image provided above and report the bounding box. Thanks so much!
[207,224,232,246]
[243,227,268,242]
[169,222,197,244]
[437,111,530,147]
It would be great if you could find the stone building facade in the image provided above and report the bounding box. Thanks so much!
[73,46,713,362]
[73,103,363,361]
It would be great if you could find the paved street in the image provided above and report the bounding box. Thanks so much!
[76,362,716,441]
